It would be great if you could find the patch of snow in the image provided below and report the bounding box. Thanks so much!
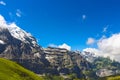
[32,41,36,46]
[0,40,5,44]
[34,52,40,58]
[7,23,37,46]
[0,15,37,46]
[8,23,31,41]
[45,56,54,60]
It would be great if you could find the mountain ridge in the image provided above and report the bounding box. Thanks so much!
[0,15,120,79]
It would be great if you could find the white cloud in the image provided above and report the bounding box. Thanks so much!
[48,43,58,47]
[82,14,86,20]
[83,48,102,57]
[86,37,95,45]
[16,9,22,17]
[48,43,71,50]
[98,33,120,60]
[84,33,120,62]
[58,43,71,50]
[0,1,6,6]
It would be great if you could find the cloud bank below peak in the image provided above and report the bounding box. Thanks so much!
[48,43,71,51]
[84,33,120,62]
[58,43,71,51]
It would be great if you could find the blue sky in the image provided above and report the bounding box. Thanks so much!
[0,0,120,50]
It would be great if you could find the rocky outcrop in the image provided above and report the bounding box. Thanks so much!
[0,27,42,59]
[96,69,120,77]
[43,47,91,78]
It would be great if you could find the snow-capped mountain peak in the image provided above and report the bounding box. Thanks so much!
[0,15,37,46]
[8,23,31,41]
[0,15,7,29]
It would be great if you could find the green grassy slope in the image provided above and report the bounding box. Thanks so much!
[1,58,120,80]
[0,58,44,80]
[107,76,120,80]
[98,75,120,80]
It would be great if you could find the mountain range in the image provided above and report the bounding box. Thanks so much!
[0,15,120,80]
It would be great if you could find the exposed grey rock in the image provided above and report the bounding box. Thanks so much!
[43,47,90,77]
[0,26,90,77]
[96,69,120,77]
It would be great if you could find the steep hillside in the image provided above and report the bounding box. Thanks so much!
[0,58,44,80]
[0,21,49,74]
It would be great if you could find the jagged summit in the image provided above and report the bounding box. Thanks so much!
[0,15,37,46]
[0,15,42,59]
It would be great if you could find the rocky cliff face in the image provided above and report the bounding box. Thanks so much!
[43,47,91,77]
[0,15,43,59]
[1,25,120,79]
[0,15,92,79]
[0,26,91,78]
[0,27,42,59]
[96,69,119,77]
[0,24,49,74]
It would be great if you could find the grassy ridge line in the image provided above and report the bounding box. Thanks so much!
[0,58,44,80]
